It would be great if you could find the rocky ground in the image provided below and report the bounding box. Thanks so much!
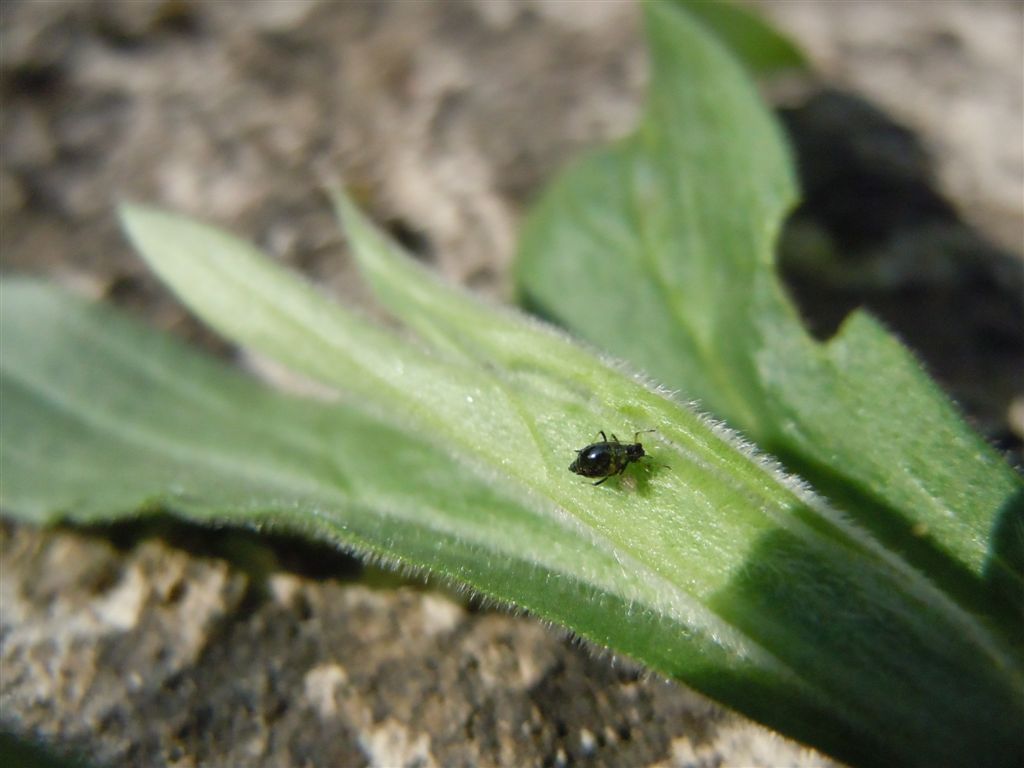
[1,1,1020,766]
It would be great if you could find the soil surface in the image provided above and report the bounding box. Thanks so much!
[2,1,1021,766]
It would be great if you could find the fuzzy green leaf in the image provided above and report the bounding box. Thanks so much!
[4,191,1022,764]
[515,0,1023,617]
[0,277,766,683]
[2,1,1021,763]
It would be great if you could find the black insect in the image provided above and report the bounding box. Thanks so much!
[569,430,653,486]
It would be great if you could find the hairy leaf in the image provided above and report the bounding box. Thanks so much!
[3,1,1022,765]
[118,182,1024,764]
[515,0,1023,618]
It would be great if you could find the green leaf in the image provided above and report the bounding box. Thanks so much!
[330,176,1024,764]
[515,0,1023,617]
[2,1,1021,763]
[5,189,1023,765]
[674,0,807,75]
[0,277,770,686]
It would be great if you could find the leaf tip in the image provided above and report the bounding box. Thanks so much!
[117,201,172,255]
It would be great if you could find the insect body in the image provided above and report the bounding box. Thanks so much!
[569,431,650,485]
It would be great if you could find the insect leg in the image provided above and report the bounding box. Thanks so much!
[593,476,609,486]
